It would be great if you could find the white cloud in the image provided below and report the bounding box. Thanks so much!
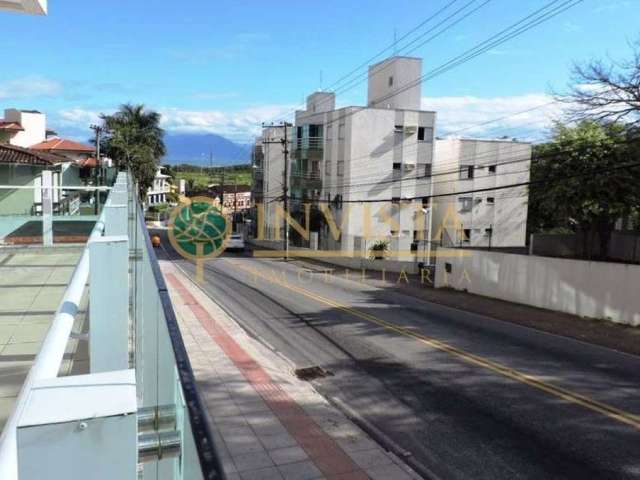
[422,93,565,140]
[159,104,296,141]
[57,108,108,129]
[0,76,62,100]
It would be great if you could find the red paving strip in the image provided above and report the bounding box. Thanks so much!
[165,271,368,479]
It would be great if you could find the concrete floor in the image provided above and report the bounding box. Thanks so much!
[0,247,87,431]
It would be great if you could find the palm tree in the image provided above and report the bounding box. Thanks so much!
[101,104,166,196]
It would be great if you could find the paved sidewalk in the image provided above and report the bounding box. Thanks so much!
[161,261,421,480]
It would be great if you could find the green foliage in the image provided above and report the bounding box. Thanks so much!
[101,104,166,197]
[369,240,390,259]
[528,120,640,258]
[173,165,252,190]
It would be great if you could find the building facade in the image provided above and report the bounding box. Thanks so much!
[431,138,532,248]
[289,56,436,260]
[146,167,171,205]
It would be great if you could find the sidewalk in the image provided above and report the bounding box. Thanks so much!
[161,261,421,480]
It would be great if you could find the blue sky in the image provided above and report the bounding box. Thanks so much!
[0,0,638,142]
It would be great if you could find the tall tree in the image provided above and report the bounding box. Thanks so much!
[100,104,166,196]
[562,38,640,125]
[528,121,640,259]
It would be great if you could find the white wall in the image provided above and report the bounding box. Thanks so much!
[367,57,422,110]
[432,139,531,248]
[435,248,640,326]
[4,109,46,147]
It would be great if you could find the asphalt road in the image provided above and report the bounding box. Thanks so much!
[155,233,640,480]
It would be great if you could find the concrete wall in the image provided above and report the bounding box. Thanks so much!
[0,164,40,215]
[4,109,46,148]
[434,248,640,326]
[368,57,422,110]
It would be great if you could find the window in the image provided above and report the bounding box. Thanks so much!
[388,76,394,87]
[337,160,344,176]
[424,164,432,178]
[391,197,401,204]
[486,197,495,204]
[418,126,433,142]
[463,229,471,242]
[393,162,402,170]
[488,164,497,173]
[325,159,331,175]
[422,197,430,208]
[459,165,474,180]
[394,125,403,132]
[458,197,472,212]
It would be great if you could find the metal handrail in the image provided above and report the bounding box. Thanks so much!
[0,205,107,479]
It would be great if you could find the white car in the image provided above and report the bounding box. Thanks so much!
[226,233,245,252]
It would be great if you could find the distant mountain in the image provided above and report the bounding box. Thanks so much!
[162,133,251,166]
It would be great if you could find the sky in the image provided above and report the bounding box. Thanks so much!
[0,0,638,143]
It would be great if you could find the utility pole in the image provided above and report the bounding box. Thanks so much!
[262,121,292,260]
[90,124,104,215]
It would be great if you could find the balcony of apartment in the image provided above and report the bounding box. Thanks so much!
[0,171,225,479]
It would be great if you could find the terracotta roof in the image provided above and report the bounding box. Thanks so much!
[0,144,69,166]
[31,138,95,153]
[0,121,24,132]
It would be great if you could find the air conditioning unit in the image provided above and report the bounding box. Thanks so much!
[404,126,417,135]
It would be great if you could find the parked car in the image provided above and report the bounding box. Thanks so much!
[226,233,245,252]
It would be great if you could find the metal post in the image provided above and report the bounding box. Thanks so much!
[41,170,53,247]
[283,123,290,261]
[89,236,129,373]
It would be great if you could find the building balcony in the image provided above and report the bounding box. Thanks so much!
[294,136,323,152]
[0,172,225,479]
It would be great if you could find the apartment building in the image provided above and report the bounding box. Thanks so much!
[289,56,437,259]
[252,125,290,240]
[146,166,171,205]
[432,138,532,248]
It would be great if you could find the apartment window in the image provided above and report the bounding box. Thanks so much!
[388,76,394,87]
[337,160,344,176]
[463,229,471,242]
[422,197,430,208]
[488,164,497,173]
[486,197,495,204]
[393,162,402,171]
[424,163,432,178]
[417,127,433,142]
[391,197,401,204]
[459,165,474,180]
[325,159,331,175]
[338,124,345,139]
[458,197,473,212]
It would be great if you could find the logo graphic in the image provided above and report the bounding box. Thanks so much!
[168,196,229,280]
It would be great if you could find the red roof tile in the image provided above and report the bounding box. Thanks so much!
[0,121,24,132]
[0,144,68,166]
[31,138,95,153]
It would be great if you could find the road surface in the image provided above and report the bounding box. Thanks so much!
[156,233,640,479]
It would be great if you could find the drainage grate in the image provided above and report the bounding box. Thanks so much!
[294,366,334,381]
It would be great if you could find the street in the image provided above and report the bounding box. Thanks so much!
[157,233,640,479]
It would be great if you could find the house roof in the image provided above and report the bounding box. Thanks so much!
[31,138,95,153]
[0,144,68,166]
[0,121,24,132]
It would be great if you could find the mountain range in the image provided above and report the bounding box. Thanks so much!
[162,133,251,166]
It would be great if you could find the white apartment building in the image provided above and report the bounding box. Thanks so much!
[252,125,290,240]
[146,166,171,205]
[431,138,532,248]
[289,56,436,260]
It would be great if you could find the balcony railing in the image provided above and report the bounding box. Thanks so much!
[294,136,323,150]
[0,172,225,479]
